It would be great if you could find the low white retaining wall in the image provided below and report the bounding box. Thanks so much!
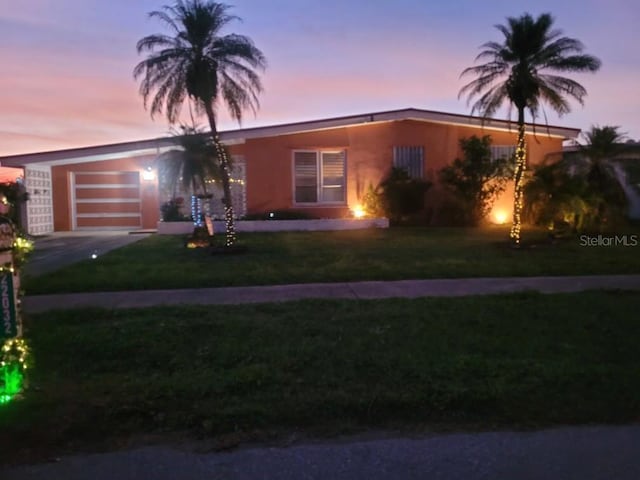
[157,218,389,234]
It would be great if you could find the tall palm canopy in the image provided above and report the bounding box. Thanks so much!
[134,0,266,247]
[459,12,600,244]
[134,0,266,124]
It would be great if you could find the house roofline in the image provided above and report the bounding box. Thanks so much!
[0,107,581,167]
[219,107,581,140]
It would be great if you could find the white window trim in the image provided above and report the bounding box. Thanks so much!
[292,150,347,206]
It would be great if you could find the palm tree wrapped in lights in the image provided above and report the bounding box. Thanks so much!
[459,12,600,245]
[159,124,223,226]
[134,0,266,247]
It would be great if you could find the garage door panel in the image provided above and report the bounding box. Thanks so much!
[76,202,141,214]
[76,216,142,228]
[75,188,140,200]
[75,172,140,185]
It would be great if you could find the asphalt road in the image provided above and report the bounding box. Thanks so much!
[3,425,640,480]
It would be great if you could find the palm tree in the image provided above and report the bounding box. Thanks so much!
[580,126,628,226]
[524,159,595,233]
[134,0,266,247]
[459,12,600,245]
[159,125,220,198]
[581,125,627,161]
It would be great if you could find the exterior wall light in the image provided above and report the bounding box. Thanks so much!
[142,166,155,181]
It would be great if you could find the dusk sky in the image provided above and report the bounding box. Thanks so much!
[1,0,639,156]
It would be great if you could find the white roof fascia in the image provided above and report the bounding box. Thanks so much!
[1,139,244,167]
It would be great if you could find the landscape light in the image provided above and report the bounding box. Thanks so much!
[493,209,508,225]
[351,205,366,219]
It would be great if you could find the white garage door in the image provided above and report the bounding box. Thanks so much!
[72,171,141,229]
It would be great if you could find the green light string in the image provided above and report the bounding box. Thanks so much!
[0,209,34,404]
[0,338,29,404]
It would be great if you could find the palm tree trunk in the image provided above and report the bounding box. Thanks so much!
[510,109,527,245]
[203,102,236,247]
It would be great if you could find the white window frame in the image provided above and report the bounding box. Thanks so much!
[292,150,346,205]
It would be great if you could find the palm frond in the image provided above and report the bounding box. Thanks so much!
[579,125,628,162]
[536,81,571,116]
[158,124,220,195]
[543,54,601,72]
[136,34,179,53]
[148,8,181,35]
[538,74,588,105]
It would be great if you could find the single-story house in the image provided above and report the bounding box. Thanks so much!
[0,107,579,234]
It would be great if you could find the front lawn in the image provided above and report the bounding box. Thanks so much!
[23,226,640,294]
[1,291,639,463]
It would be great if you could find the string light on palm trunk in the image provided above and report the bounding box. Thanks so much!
[214,135,237,247]
[509,124,527,245]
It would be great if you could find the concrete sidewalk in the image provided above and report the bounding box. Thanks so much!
[22,274,640,313]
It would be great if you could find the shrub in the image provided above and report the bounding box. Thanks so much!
[360,183,384,217]
[439,135,511,226]
[161,197,190,222]
[437,199,471,227]
[379,167,431,224]
[0,182,29,229]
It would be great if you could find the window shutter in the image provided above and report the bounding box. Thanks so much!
[294,152,318,203]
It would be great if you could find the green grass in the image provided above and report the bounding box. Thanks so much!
[2,291,639,462]
[23,226,640,294]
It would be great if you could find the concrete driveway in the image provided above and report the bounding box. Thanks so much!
[22,231,152,277]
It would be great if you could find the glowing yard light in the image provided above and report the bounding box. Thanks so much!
[493,209,509,225]
[352,205,366,219]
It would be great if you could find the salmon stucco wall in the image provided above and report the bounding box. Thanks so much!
[488,132,564,224]
[241,120,565,222]
[52,155,159,231]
